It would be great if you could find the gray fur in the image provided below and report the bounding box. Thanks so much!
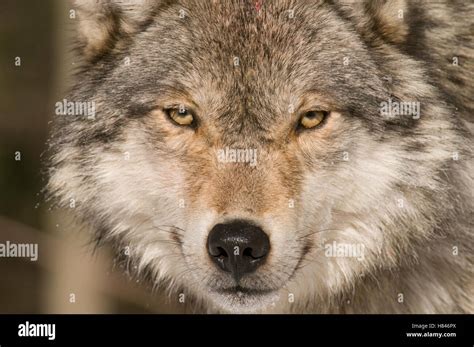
[47,0,473,313]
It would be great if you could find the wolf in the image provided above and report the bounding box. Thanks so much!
[47,0,473,313]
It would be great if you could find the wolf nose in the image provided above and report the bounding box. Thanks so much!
[207,220,270,281]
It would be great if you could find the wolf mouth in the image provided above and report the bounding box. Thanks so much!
[215,286,275,296]
[211,285,280,310]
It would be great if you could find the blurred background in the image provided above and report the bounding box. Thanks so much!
[0,0,186,313]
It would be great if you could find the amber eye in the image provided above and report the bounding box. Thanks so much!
[299,111,328,129]
[165,106,194,126]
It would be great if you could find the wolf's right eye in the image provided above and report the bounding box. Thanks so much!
[165,106,195,127]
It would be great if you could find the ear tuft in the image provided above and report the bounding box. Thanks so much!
[370,0,409,45]
[73,0,155,62]
[336,0,409,47]
[74,1,119,61]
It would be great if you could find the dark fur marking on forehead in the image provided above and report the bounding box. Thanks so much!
[400,2,435,63]
[134,0,177,34]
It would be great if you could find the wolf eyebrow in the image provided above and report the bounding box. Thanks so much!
[121,81,195,119]
[126,102,156,118]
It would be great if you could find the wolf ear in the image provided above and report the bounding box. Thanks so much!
[73,0,155,62]
[338,0,409,45]
[367,0,409,45]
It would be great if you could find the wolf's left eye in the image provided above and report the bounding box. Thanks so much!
[165,107,195,126]
[299,110,328,129]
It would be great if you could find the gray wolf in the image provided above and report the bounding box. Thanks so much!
[47,0,473,313]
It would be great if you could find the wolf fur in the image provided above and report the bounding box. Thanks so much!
[47,0,473,313]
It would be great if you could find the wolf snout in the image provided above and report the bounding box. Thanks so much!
[207,220,270,281]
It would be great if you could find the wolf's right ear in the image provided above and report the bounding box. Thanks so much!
[73,0,155,62]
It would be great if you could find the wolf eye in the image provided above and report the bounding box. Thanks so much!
[299,111,328,129]
[165,107,194,126]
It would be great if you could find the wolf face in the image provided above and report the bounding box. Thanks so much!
[48,0,473,313]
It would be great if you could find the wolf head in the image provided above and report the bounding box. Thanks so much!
[48,0,472,313]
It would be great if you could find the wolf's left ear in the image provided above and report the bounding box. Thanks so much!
[73,0,155,62]
[338,0,409,45]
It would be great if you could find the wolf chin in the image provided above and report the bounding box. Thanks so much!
[47,0,473,313]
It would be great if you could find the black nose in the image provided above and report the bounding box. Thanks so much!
[207,220,270,281]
